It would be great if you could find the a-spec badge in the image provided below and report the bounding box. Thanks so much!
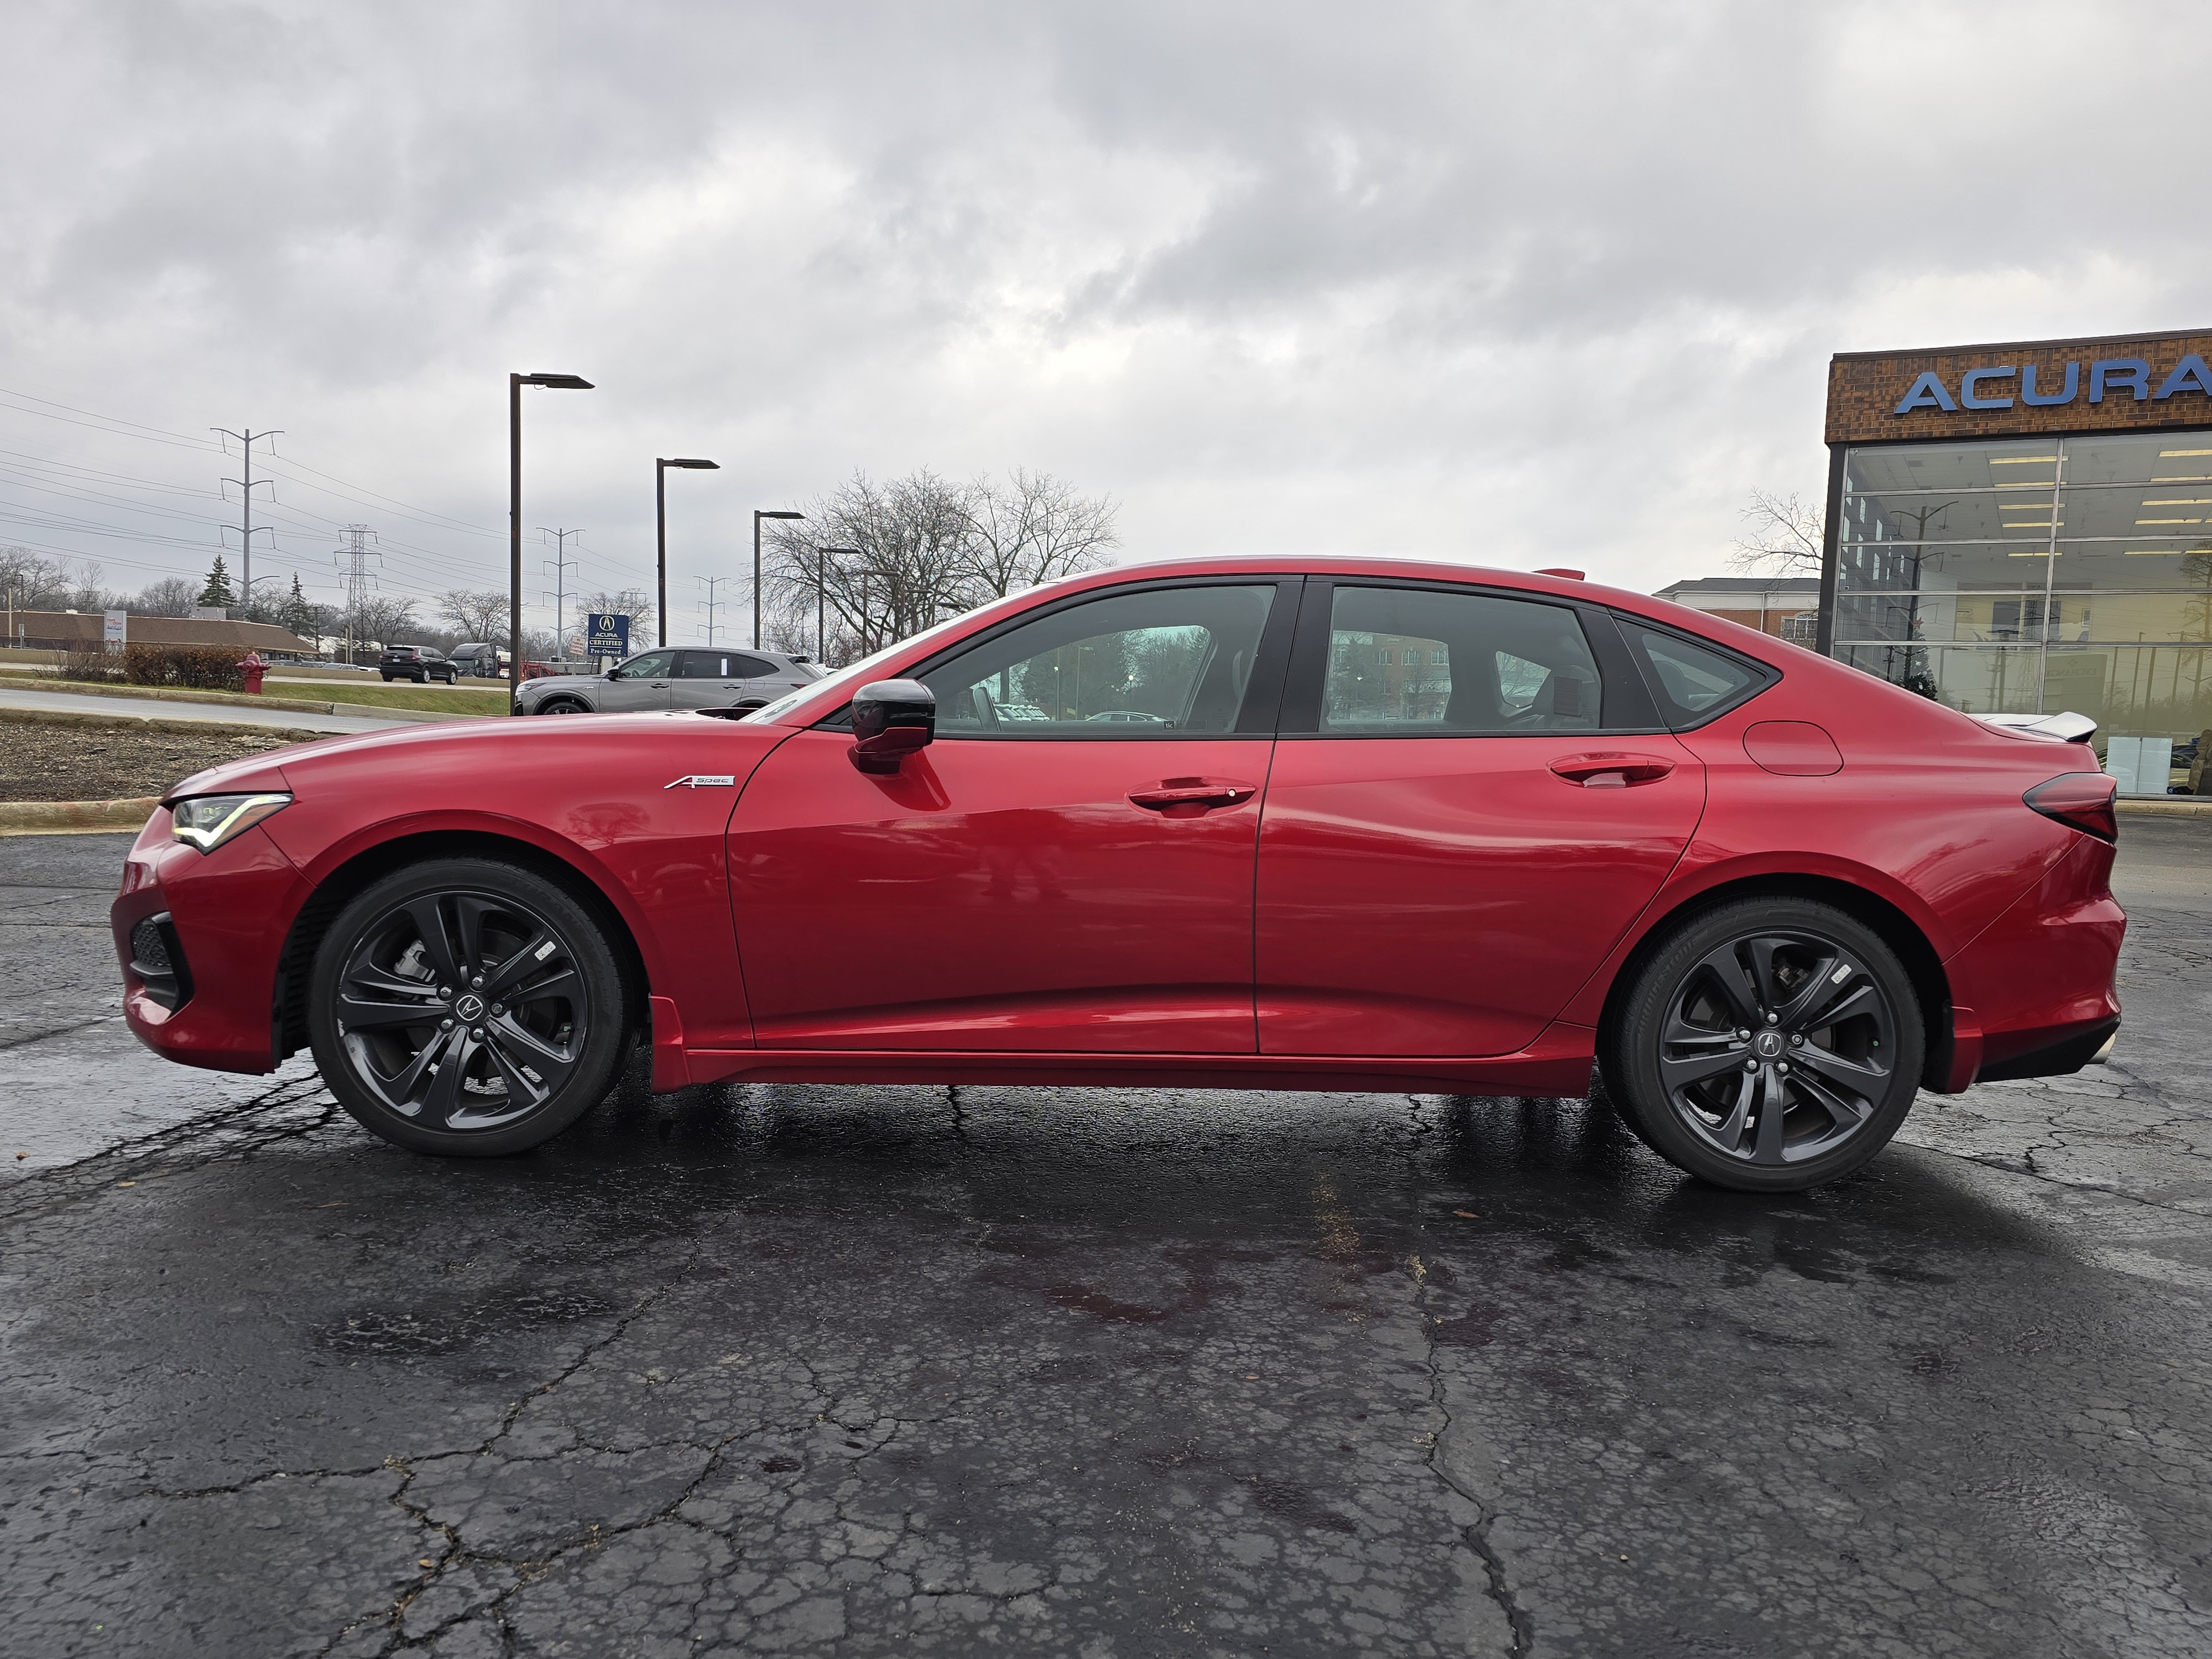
[664,774,737,790]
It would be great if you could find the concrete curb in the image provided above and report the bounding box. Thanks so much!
[0,705,331,742]
[0,674,498,724]
[0,797,159,835]
[2117,797,2212,815]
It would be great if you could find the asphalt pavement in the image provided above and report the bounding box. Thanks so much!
[2,826,2208,1656]
[0,685,416,734]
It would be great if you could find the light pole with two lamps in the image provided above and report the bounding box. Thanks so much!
[509,372,594,703]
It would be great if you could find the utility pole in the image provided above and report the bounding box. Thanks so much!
[213,428,283,615]
[696,575,733,648]
[332,525,380,666]
[539,528,582,665]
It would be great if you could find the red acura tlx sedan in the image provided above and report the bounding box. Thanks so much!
[111,559,2124,1192]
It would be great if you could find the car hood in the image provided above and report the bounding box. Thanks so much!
[519,673,607,695]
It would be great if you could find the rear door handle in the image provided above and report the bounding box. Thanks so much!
[1549,752,1676,789]
[1128,778,1258,817]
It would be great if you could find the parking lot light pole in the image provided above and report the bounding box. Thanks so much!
[656,459,719,648]
[510,374,594,703]
[753,509,805,651]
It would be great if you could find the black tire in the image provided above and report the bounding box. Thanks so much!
[380,672,394,682]
[537,698,588,716]
[307,858,629,1156]
[1599,898,1923,1193]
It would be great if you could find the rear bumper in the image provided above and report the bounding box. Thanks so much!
[1936,834,2125,1092]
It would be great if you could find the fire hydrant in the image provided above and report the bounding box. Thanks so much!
[238,651,267,695]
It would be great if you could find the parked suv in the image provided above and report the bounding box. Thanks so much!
[512,646,823,715]
[379,646,459,685]
[448,643,507,678]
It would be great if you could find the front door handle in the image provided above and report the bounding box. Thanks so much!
[1549,752,1676,789]
[1128,778,1258,817]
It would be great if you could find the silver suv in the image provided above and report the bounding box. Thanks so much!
[513,646,822,716]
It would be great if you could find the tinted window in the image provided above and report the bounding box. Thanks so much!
[1319,587,1602,733]
[920,585,1277,736]
[676,652,727,678]
[727,655,776,679]
[1618,622,1766,726]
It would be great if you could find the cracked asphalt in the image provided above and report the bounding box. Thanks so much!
[3,823,2210,1657]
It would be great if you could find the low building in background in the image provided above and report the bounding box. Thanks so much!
[1652,576,1820,644]
[0,609,316,658]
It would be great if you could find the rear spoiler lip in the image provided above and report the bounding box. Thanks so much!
[1976,710,2098,745]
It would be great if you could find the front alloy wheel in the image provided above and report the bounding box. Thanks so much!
[1603,899,1923,1191]
[307,858,627,1155]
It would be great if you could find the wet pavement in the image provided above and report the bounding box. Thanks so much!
[3,828,2209,1657]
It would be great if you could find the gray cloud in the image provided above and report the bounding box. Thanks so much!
[3,0,2206,628]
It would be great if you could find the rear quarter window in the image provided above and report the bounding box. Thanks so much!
[1616,620,1773,729]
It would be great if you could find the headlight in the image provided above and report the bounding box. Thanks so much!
[170,793,291,853]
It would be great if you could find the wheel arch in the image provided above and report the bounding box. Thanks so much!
[1594,873,1954,1092]
[272,827,653,1062]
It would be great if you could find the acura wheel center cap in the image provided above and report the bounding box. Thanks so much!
[1754,1030,1784,1059]
[454,993,486,1022]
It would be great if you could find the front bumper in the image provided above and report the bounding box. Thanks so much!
[111,808,312,1074]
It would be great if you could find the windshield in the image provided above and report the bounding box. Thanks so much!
[740,606,1001,724]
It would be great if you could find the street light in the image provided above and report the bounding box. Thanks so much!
[510,373,594,703]
[754,509,805,650]
[815,547,860,664]
[656,458,720,648]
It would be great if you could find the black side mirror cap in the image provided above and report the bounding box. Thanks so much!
[849,679,935,774]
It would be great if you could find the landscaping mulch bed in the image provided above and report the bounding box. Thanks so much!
[0,721,298,802]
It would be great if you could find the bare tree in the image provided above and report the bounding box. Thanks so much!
[436,589,509,642]
[959,469,1119,599]
[764,470,979,658]
[133,576,200,617]
[1730,489,1825,576]
[350,593,420,650]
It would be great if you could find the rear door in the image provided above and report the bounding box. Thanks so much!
[727,578,1298,1052]
[1255,582,1707,1057]
[672,650,750,708]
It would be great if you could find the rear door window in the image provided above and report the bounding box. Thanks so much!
[1315,586,1604,733]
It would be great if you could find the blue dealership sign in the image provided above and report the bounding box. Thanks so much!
[586,613,630,659]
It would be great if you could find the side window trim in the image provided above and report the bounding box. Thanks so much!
[813,575,1305,738]
[1278,579,1671,738]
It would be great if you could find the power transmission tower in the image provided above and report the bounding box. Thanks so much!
[539,527,582,664]
[332,525,380,666]
[696,575,733,648]
[213,427,283,615]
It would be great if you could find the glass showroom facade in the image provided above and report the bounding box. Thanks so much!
[1822,330,2212,792]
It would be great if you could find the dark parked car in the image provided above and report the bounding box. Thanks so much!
[379,646,458,685]
[512,646,822,715]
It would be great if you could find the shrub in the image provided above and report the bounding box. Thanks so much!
[59,643,123,682]
[123,643,246,692]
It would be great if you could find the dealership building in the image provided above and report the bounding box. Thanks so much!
[1818,327,2212,787]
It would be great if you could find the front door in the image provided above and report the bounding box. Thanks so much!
[1256,582,1708,1057]
[604,649,675,712]
[728,578,1297,1052]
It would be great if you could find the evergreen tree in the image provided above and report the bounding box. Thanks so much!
[197,555,236,608]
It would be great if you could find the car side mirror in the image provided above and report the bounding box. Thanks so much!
[849,679,935,775]
[605,667,623,680]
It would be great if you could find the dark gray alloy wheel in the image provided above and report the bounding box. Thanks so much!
[538,697,589,715]
[1601,898,1924,1192]
[307,858,627,1156]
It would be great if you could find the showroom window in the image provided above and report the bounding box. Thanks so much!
[1832,430,2212,780]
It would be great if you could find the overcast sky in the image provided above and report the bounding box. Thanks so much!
[4,0,2209,638]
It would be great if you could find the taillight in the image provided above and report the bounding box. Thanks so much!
[2023,771,2117,843]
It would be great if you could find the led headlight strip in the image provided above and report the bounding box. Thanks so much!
[170,792,293,853]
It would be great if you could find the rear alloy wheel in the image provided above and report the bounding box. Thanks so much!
[1601,898,1923,1192]
[307,858,628,1155]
